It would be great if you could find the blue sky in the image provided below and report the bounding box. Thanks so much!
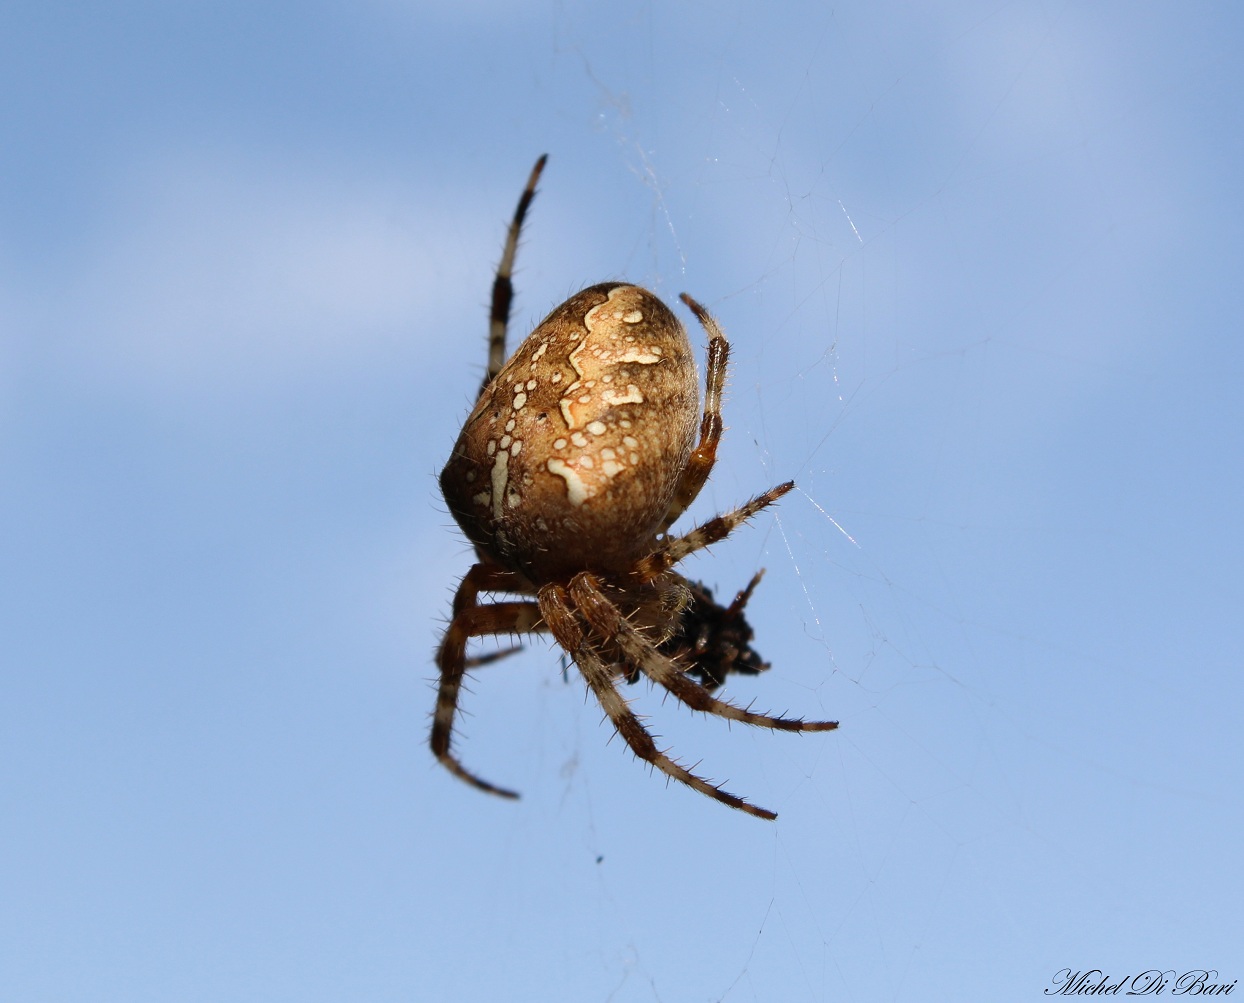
[3,2,1242,1000]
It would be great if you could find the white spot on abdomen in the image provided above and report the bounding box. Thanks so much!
[546,458,588,506]
[490,451,509,520]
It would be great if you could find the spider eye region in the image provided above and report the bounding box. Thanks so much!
[441,283,699,580]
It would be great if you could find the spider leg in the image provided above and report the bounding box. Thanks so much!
[432,562,544,799]
[481,154,548,398]
[464,644,525,669]
[538,580,780,821]
[659,293,728,531]
[638,481,795,581]
[570,572,837,733]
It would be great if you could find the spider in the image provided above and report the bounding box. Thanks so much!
[433,156,837,820]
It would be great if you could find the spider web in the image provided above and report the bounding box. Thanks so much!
[506,20,999,1003]
[5,3,1237,1001]
[468,5,1239,1001]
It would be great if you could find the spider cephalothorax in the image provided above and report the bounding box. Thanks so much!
[433,156,837,819]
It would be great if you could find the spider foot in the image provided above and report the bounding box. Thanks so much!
[652,752,778,821]
[437,753,520,801]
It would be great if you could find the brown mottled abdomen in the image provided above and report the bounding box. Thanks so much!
[440,284,699,581]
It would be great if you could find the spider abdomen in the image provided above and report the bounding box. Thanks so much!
[441,283,699,581]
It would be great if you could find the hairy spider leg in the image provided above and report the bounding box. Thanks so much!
[638,481,796,581]
[432,562,543,799]
[658,293,729,532]
[482,155,548,398]
[569,571,837,735]
[537,581,780,821]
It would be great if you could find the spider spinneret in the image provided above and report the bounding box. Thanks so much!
[433,155,837,820]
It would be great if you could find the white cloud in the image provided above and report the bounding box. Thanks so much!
[32,148,507,400]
